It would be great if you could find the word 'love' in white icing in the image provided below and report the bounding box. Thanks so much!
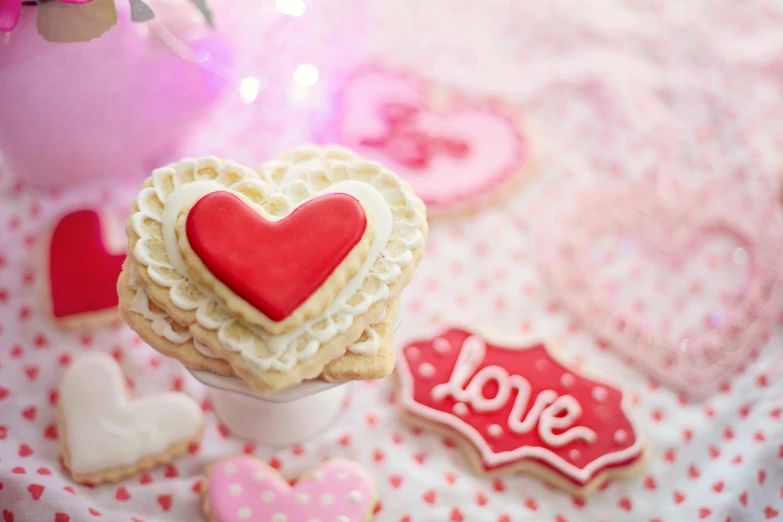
[431,336,598,448]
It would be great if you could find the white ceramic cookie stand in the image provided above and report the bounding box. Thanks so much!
[188,370,347,445]
[187,313,401,446]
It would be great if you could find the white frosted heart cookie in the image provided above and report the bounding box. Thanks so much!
[59,352,203,484]
[123,146,428,391]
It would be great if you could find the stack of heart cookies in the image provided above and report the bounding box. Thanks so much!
[118,146,428,392]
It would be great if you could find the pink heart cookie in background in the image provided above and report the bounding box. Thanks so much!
[531,181,783,396]
[323,65,535,217]
[203,456,377,522]
[46,209,126,329]
[396,324,646,496]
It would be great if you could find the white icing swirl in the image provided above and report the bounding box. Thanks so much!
[128,265,192,344]
[348,326,381,355]
[129,148,424,372]
[193,339,219,359]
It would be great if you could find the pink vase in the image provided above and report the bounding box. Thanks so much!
[0,6,229,189]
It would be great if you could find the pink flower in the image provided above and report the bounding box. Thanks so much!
[0,0,21,32]
[0,0,93,33]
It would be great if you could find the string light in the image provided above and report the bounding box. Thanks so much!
[294,64,319,87]
[276,0,306,17]
[151,3,315,106]
[732,247,747,265]
[193,48,211,64]
[239,76,262,103]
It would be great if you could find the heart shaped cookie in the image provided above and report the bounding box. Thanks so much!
[59,352,203,484]
[47,209,126,328]
[325,65,535,216]
[118,263,401,382]
[124,146,428,391]
[118,264,235,376]
[181,190,374,330]
[186,191,368,321]
[531,182,783,395]
[203,456,376,522]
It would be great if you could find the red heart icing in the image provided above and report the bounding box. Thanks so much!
[186,192,367,321]
[49,210,125,319]
[398,326,644,488]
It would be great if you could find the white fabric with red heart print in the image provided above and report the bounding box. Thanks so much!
[0,1,782,521]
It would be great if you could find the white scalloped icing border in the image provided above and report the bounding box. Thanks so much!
[130,146,426,373]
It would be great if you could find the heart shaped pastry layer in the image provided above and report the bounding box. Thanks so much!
[118,260,401,382]
[176,185,375,335]
[59,352,203,484]
[204,456,375,522]
[186,191,368,322]
[329,65,533,215]
[118,262,236,377]
[128,146,427,391]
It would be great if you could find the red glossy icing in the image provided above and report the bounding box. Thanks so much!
[360,103,470,169]
[399,327,643,485]
[186,192,367,322]
[49,209,125,319]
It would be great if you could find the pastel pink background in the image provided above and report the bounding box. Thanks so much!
[530,181,783,395]
[0,5,229,189]
[0,1,781,521]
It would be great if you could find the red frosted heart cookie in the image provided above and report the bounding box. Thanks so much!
[123,147,428,392]
[47,209,126,328]
[397,324,647,495]
[186,191,367,322]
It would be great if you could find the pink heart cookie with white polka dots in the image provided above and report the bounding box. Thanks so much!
[203,456,377,522]
[326,65,534,216]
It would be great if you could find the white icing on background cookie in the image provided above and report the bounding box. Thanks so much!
[59,352,203,475]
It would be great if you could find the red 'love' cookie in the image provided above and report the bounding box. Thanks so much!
[46,209,126,329]
[397,324,647,495]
